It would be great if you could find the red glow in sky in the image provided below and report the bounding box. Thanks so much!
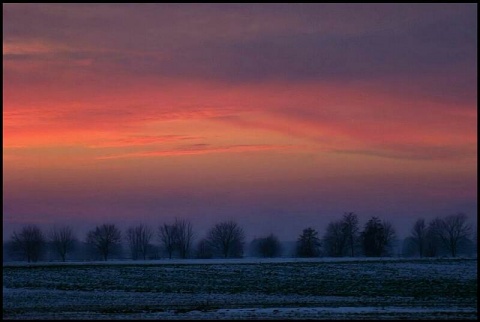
[3,4,477,240]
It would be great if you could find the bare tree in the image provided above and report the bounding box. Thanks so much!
[425,218,443,257]
[49,225,76,262]
[86,224,122,261]
[126,224,153,260]
[437,213,472,257]
[410,218,427,257]
[296,227,321,257]
[173,218,194,259]
[11,225,45,262]
[159,223,178,259]
[253,234,282,258]
[341,212,359,257]
[323,221,346,257]
[362,217,396,257]
[382,221,396,255]
[196,238,213,259]
[207,221,245,258]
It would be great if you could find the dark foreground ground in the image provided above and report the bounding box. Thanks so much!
[3,257,477,319]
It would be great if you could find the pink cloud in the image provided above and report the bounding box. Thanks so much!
[96,144,296,160]
[87,135,202,148]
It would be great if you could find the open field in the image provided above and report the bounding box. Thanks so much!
[3,257,477,319]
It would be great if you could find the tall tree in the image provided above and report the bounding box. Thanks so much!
[296,227,321,257]
[11,225,45,262]
[254,234,282,258]
[86,224,122,261]
[126,224,153,260]
[196,238,213,259]
[362,217,396,257]
[424,218,443,257]
[173,218,194,259]
[207,221,245,258]
[323,221,346,257]
[410,218,427,257]
[341,212,359,257]
[49,225,76,262]
[159,223,178,259]
[437,213,472,257]
[382,221,396,255]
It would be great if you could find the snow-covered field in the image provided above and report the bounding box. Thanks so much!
[3,257,477,319]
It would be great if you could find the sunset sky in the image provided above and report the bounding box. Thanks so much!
[3,4,477,241]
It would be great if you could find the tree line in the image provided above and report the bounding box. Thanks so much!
[6,212,475,262]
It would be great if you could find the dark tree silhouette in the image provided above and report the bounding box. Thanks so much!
[159,223,177,259]
[323,221,346,257]
[253,234,282,258]
[424,218,443,257]
[126,224,153,260]
[341,212,359,257]
[173,218,194,259]
[296,227,321,257]
[49,225,76,262]
[409,218,427,257]
[207,221,245,258]
[437,213,472,257]
[196,238,213,259]
[86,224,122,261]
[11,225,45,262]
[382,221,396,254]
[362,217,396,257]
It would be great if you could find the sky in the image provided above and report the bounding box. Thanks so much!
[3,4,477,242]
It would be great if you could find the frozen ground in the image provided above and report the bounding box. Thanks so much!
[3,257,477,319]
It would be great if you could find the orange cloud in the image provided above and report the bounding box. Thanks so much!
[87,135,202,148]
[96,144,296,160]
[4,79,476,163]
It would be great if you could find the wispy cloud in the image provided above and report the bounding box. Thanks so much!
[96,144,296,160]
[333,144,477,161]
[87,135,202,148]
[4,4,476,102]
